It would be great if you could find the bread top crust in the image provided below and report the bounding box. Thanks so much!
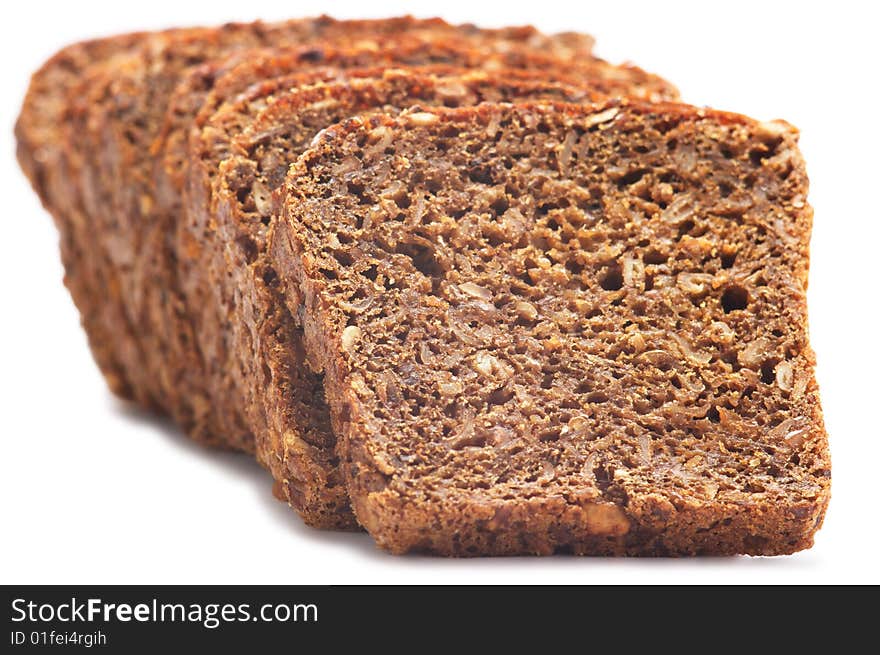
[18,15,598,205]
[274,101,829,533]
[165,32,674,194]
[85,16,599,167]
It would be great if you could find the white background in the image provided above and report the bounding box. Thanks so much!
[1,0,877,584]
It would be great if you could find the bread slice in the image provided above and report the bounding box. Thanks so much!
[193,70,611,528]
[17,17,604,436]
[270,101,830,554]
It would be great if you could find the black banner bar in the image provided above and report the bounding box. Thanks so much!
[0,585,868,650]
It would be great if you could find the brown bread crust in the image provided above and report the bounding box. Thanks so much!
[271,102,830,554]
[197,70,611,528]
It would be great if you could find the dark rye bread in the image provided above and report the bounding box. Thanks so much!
[196,70,609,528]
[20,17,600,435]
[270,102,830,555]
[177,46,676,455]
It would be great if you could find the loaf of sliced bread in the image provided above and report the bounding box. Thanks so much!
[270,101,830,554]
[194,70,611,528]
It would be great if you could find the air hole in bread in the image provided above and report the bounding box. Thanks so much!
[600,264,623,291]
[721,285,749,312]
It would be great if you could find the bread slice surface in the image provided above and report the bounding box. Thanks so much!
[271,101,830,554]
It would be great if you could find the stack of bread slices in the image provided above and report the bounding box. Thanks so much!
[17,16,829,555]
